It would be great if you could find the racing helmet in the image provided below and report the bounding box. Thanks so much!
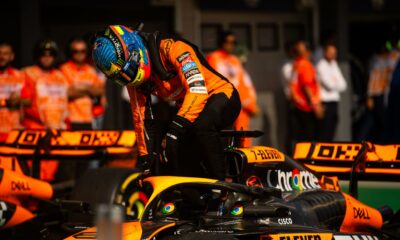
[92,25,151,87]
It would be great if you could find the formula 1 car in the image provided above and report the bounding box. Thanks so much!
[63,132,400,240]
[0,130,399,240]
[66,176,393,240]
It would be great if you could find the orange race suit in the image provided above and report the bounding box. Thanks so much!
[0,67,25,138]
[21,65,69,181]
[290,56,321,141]
[290,56,321,112]
[207,50,257,146]
[60,60,103,128]
[128,33,241,179]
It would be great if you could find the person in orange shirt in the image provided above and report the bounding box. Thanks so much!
[0,42,26,140]
[21,39,68,181]
[207,32,258,146]
[92,25,241,179]
[290,40,323,141]
[60,37,104,130]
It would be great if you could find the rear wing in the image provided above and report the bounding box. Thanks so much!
[0,130,136,160]
[0,130,136,178]
[293,142,400,176]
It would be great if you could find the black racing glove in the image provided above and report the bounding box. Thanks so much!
[137,154,157,175]
[164,116,192,165]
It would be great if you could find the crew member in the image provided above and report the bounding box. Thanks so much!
[60,37,104,130]
[0,42,26,139]
[290,40,323,141]
[207,32,258,147]
[92,25,241,180]
[21,39,68,181]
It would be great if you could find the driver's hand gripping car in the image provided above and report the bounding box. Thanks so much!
[92,25,241,179]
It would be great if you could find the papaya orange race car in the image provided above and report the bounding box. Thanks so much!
[64,132,400,240]
[0,130,399,240]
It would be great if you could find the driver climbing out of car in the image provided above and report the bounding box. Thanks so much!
[92,25,241,180]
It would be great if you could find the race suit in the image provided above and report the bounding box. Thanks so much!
[21,65,69,181]
[129,33,241,179]
[207,50,257,146]
[60,60,103,129]
[290,56,321,141]
[0,67,25,137]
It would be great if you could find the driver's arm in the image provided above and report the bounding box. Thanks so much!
[127,86,150,156]
[168,41,209,123]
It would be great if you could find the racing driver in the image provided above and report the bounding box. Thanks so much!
[92,25,240,180]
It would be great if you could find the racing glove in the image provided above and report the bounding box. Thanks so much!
[163,116,191,166]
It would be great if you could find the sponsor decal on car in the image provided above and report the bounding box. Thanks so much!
[14,130,133,147]
[277,218,293,225]
[246,175,263,188]
[263,233,333,240]
[315,144,360,160]
[230,204,243,216]
[250,149,282,161]
[333,235,378,240]
[295,142,400,162]
[11,181,31,192]
[258,218,271,225]
[162,203,175,215]
[238,147,285,163]
[266,168,321,192]
[290,169,303,191]
[353,207,370,220]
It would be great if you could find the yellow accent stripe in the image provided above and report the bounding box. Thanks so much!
[121,173,141,192]
[114,26,125,35]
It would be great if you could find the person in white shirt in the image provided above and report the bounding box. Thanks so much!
[281,42,296,100]
[316,43,347,141]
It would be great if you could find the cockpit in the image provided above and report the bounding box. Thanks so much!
[143,184,253,221]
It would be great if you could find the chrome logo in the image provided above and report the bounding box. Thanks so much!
[230,205,244,216]
[162,202,175,215]
[290,168,303,191]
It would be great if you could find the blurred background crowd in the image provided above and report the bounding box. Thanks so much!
[0,0,400,159]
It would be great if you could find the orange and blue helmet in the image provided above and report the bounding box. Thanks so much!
[92,25,151,87]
